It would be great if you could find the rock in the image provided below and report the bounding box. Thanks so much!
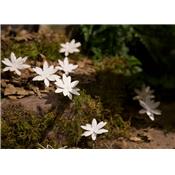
[1,95,53,114]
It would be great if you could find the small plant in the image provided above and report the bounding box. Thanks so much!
[138,97,161,121]
[133,85,162,121]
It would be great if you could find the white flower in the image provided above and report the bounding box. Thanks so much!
[81,118,108,141]
[56,57,78,75]
[2,52,30,76]
[55,74,80,100]
[32,61,60,87]
[139,97,161,121]
[133,85,155,101]
[59,39,81,56]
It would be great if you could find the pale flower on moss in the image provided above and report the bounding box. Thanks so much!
[32,61,60,87]
[133,85,155,101]
[81,118,108,141]
[56,57,78,75]
[59,39,81,56]
[139,97,161,121]
[55,74,80,100]
[2,52,30,76]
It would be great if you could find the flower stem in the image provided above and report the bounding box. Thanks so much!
[92,141,96,149]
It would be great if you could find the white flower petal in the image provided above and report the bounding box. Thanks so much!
[96,129,108,134]
[3,67,10,72]
[43,61,48,70]
[10,52,16,62]
[55,88,63,93]
[91,133,97,141]
[48,75,60,81]
[92,119,97,128]
[82,131,93,137]
[71,80,79,88]
[139,109,146,114]
[15,69,21,76]
[33,75,44,81]
[2,59,12,66]
[71,89,80,96]
[68,93,72,100]
[81,124,92,131]
[44,79,50,87]
[33,67,43,75]
[96,121,107,130]
[55,79,65,88]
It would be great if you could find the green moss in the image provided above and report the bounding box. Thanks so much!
[1,104,56,148]
[41,91,129,148]
[1,37,62,61]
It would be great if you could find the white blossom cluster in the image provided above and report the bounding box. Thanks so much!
[2,39,108,142]
[133,85,162,121]
[2,39,81,100]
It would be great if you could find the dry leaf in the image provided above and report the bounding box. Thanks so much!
[8,96,17,100]
[15,30,33,41]
[129,136,142,142]
[4,84,17,96]
[137,133,153,142]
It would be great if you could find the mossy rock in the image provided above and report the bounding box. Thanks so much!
[1,104,56,148]
[42,91,129,148]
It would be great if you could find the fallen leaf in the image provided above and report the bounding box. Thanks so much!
[15,30,33,41]
[137,133,153,142]
[4,84,17,95]
[8,96,17,100]
[129,136,142,142]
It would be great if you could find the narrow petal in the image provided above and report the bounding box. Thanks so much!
[81,124,92,130]
[71,89,80,96]
[75,42,81,47]
[139,109,146,114]
[82,130,93,137]
[96,129,108,134]
[96,121,107,130]
[148,113,155,121]
[65,51,69,56]
[44,79,50,87]
[20,64,30,69]
[33,67,43,75]
[68,93,72,100]
[55,88,63,93]
[92,119,97,128]
[2,59,12,66]
[43,61,48,70]
[11,52,16,62]
[91,133,97,141]
[59,48,66,53]
[32,75,44,81]
[55,79,64,88]
[71,80,79,88]
[64,57,69,65]
[153,109,162,115]
[56,65,63,71]
[22,56,28,62]
[3,67,10,72]
[15,69,21,76]
[58,60,64,67]
[48,75,60,81]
